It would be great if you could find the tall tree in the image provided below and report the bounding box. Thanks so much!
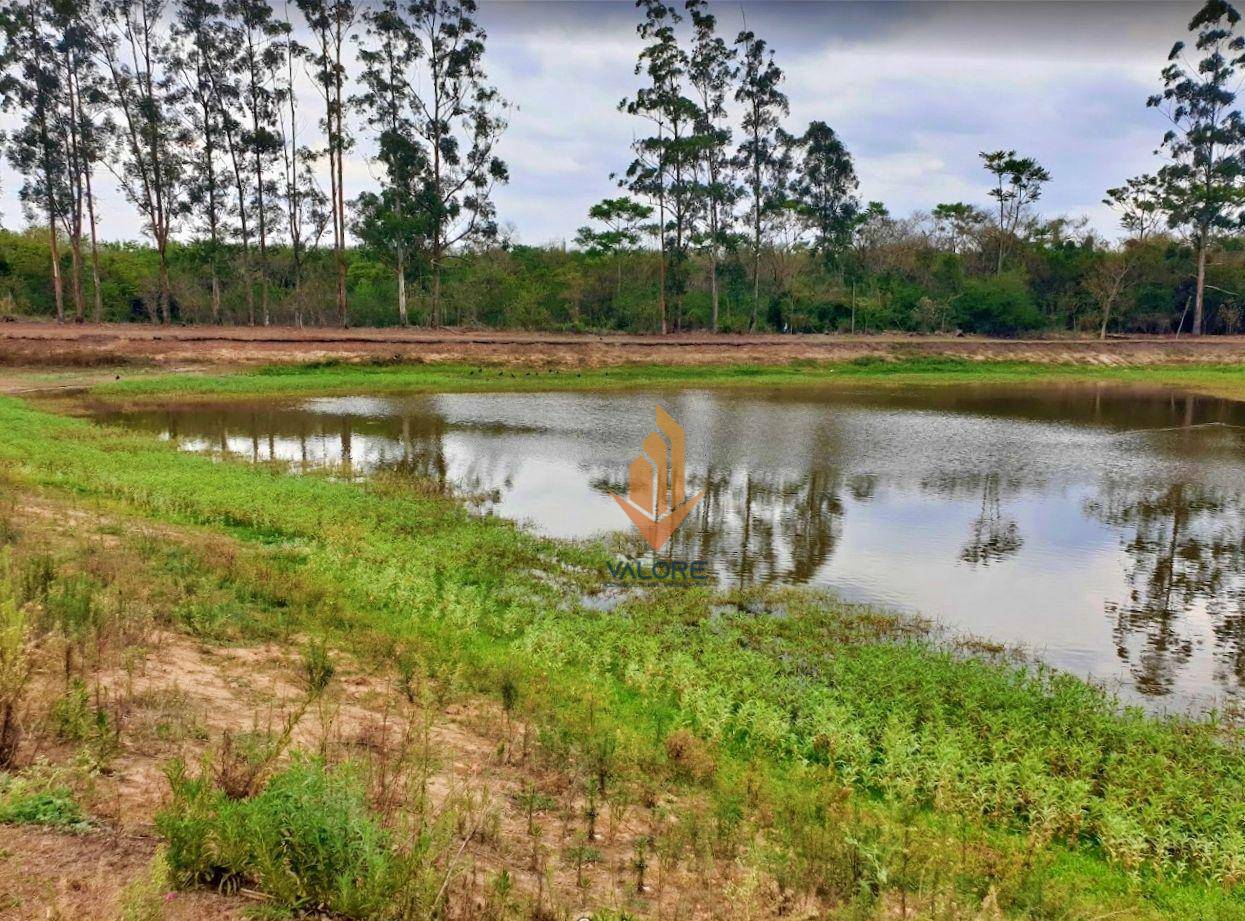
[620,0,687,334]
[407,0,509,327]
[786,120,859,263]
[94,0,188,324]
[278,1,320,326]
[733,27,789,332]
[172,0,229,322]
[1148,0,1245,335]
[2,0,67,321]
[686,0,736,332]
[229,0,287,325]
[980,149,1050,275]
[1096,174,1164,339]
[297,0,353,326]
[52,0,109,322]
[575,196,654,304]
[354,0,427,326]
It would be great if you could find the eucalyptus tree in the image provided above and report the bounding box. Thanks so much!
[733,28,789,331]
[407,0,509,327]
[297,0,354,326]
[278,1,320,325]
[172,0,230,321]
[980,149,1050,275]
[1096,174,1165,339]
[353,0,428,326]
[574,196,654,303]
[229,0,288,325]
[786,120,859,265]
[1,0,68,320]
[93,0,189,324]
[686,0,736,332]
[1148,0,1245,335]
[619,0,688,334]
[52,0,110,322]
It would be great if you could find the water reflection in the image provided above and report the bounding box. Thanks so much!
[90,383,1245,710]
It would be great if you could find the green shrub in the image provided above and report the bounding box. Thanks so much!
[158,757,432,917]
[955,273,1043,335]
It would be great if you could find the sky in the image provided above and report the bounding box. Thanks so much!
[0,0,1204,246]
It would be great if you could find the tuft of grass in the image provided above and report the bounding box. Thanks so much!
[0,773,90,831]
[116,848,172,921]
[159,756,446,917]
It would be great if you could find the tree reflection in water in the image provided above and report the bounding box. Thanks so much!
[90,385,1245,706]
[1086,482,1245,697]
[959,474,1024,566]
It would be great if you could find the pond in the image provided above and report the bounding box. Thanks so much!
[91,382,1245,712]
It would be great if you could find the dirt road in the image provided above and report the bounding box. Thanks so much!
[4,320,1245,369]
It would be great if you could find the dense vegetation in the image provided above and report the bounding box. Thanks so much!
[6,217,1245,335]
[6,0,1245,336]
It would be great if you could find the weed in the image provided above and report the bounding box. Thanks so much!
[159,755,457,918]
[116,848,171,921]
[0,773,90,831]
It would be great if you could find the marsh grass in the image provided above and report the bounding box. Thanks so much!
[2,386,1245,916]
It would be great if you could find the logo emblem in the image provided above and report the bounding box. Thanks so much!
[614,406,704,551]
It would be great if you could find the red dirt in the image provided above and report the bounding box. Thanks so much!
[4,319,1245,369]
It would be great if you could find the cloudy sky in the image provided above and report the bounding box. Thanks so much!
[0,0,1202,245]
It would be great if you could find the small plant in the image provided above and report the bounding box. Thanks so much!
[117,848,171,921]
[565,837,601,891]
[513,784,554,837]
[51,678,111,743]
[302,636,336,696]
[0,575,31,768]
[0,774,90,831]
[632,835,650,893]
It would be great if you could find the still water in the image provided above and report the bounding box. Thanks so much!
[93,383,1245,711]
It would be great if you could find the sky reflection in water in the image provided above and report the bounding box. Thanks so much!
[93,383,1245,712]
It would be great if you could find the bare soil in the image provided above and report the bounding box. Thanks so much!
[4,319,1245,370]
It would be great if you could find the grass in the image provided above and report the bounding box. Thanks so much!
[0,774,90,831]
[159,757,441,916]
[4,363,1245,916]
[85,354,1245,404]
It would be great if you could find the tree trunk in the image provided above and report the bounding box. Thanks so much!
[84,167,104,323]
[431,254,441,327]
[749,244,760,333]
[1193,237,1207,336]
[397,254,408,327]
[157,251,172,325]
[211,270,221,324]
[47,215,64,322]
[709,250,719,333]
[67,235,85,323]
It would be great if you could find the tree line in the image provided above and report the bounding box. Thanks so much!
[2,0,1245,336]
[0,0,506,328]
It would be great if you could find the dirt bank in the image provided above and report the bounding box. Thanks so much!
[5,319,1245,370]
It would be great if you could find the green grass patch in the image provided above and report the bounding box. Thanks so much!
[87,356,1245,406]
[0,774,90,831]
